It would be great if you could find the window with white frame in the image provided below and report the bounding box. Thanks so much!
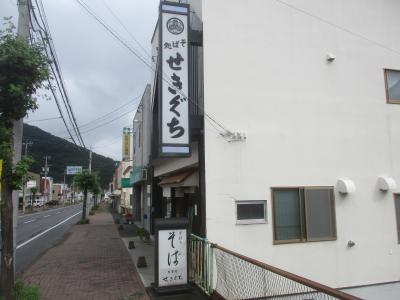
[236,200,266,224]
[272,187,336,244]
[395,194,400,243]
[385,69,400,104]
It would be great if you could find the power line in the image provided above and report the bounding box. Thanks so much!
[275,0,400,56]
[97,2,231,141]
[56,94,142,136]
[29,26,79,145]
[61,95,141,133]
[29,1,81,146]
[26,116,62,123]
[63,107,138,139]
[73,0,231,137]
[37,0,86,147]
[27,3,80,146]
[92,138,121,150]
[101,0,152,60]
[30,0,86,148]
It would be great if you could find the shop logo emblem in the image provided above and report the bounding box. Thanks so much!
[167,18,184,35]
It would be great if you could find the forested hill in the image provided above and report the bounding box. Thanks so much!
[23,123,116,188]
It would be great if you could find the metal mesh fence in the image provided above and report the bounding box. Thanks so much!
[213,247,361,300]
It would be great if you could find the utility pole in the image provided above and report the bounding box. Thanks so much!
[21,141,33,214]
[1,0,30,297]
[22,140,33,156]
[63,169,66,204]
[88,147,92,208]
[42,156,50,203]
[88,147,92,173]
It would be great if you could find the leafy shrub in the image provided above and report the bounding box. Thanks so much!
[89,210,95,216]
[77,218,90,225]
[137,228,150,241]
[14,280,41,300]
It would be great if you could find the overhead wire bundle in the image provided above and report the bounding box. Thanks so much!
[28,0,86,148]
[74,0,232,139]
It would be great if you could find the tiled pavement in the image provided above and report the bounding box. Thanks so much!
[22,210,150,300]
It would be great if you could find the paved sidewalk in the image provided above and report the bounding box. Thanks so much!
[22,210,150,300]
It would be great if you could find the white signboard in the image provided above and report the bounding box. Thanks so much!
[158,229,187,287]
[26,180,37,189]
[66,166,82,175]
[161,7,190,155]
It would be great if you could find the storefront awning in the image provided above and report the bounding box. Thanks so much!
[159,170,194,187]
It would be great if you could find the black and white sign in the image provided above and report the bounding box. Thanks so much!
[158,229,187,287]
[154,218,190,294]
[160,3,190,156]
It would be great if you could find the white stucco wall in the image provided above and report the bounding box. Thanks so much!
[201,0,400,288]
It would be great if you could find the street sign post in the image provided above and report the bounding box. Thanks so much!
[66,166,82,175]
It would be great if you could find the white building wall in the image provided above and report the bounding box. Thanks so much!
[201,0,400,288]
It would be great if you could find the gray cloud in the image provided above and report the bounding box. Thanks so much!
[1,0,159,160]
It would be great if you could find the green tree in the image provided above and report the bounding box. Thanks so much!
[0,21,50,299]
[30,186,38,207]
[92,182,101,210]
[73,171,100,220]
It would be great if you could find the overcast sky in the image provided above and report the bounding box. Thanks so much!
[1,0,159,161]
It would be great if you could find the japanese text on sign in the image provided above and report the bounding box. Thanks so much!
[161,12,189,146]
[158,229,187,287]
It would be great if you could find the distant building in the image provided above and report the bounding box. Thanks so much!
[20,171,41,208]
[52,183,67,203]
[40,177,53,204]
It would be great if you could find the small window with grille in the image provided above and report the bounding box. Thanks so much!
[272,187,337,244]
[236,200,266,225]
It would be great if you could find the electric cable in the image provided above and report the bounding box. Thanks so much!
[62,106,138,139]
[101,0,152,60]
[275,0,400,56]
[74,0,231,137]
[34,0,86,147]
[26,116,62,123]
[56,93,142,136]
[28,11,80,146]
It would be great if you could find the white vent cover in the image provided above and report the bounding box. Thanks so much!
[378,176,397,191]
[336,178,356,194]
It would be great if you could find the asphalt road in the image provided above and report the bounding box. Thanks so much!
[14,203,86,275]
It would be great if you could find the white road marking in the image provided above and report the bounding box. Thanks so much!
[16,211,81,250]
[56,211,61,214]
[43,215,51,218]
[18,204,80,219]
[23,219,36,224]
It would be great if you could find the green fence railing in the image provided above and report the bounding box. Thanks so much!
[189,233,214,295]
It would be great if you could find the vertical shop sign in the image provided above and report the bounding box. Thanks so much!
[160,2,190,156]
